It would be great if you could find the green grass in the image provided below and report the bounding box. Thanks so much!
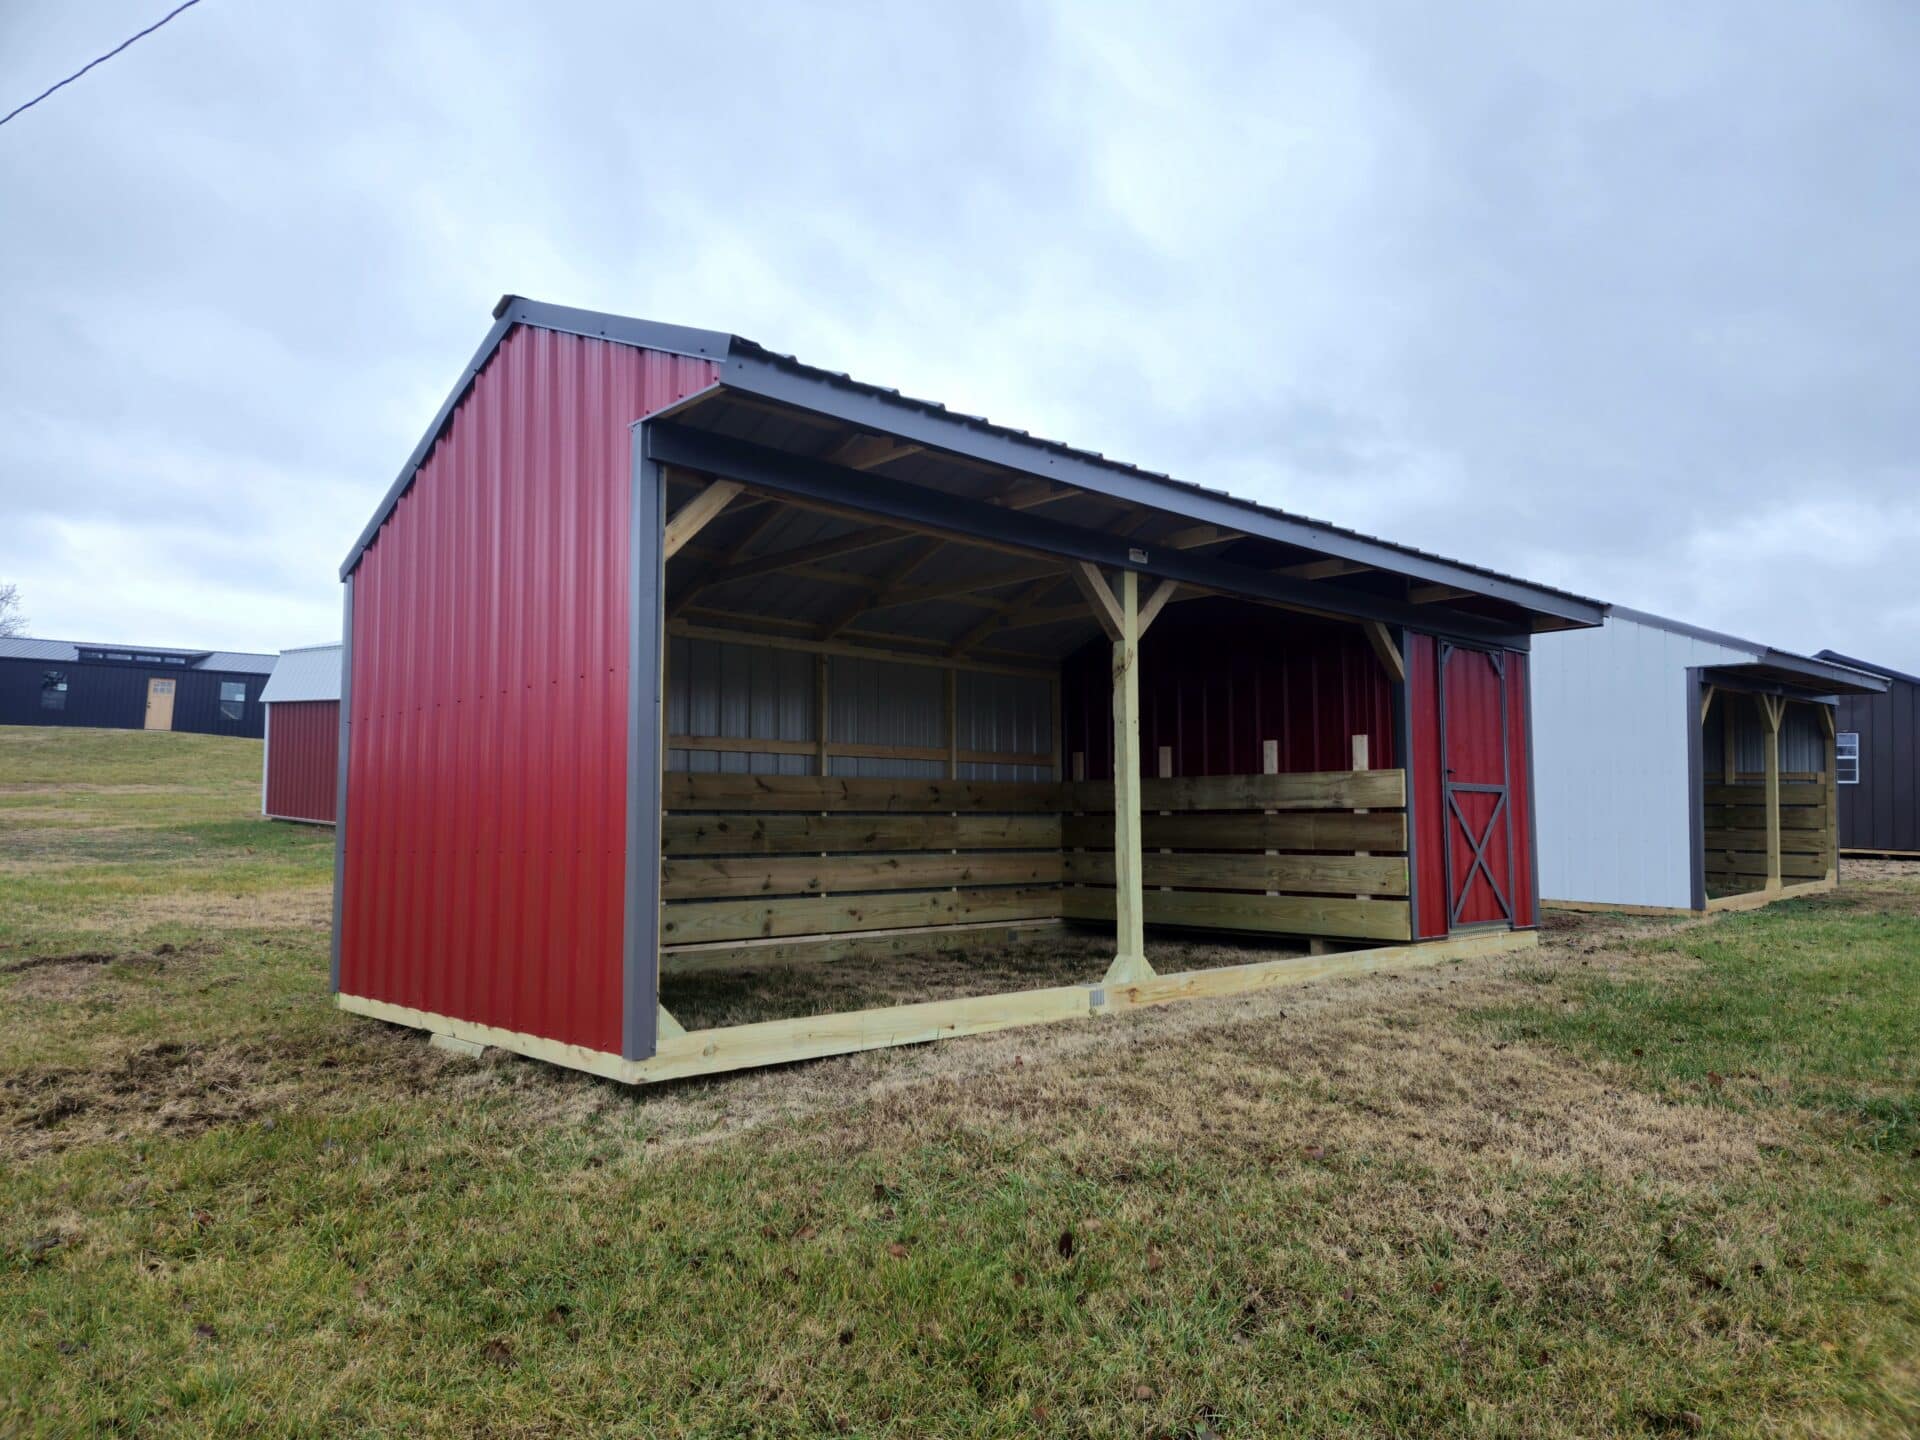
[1486,898,1920,1157]
[2,727,1916,1436]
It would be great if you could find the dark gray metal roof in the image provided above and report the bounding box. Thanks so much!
[339,296,1608,634]
[1816,649,1920,689]
[0,636,279,675]
[1611,608,1888,695]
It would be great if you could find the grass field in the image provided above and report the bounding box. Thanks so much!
[2,727,1916,1437]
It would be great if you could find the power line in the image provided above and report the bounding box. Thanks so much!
[1,0,206,131]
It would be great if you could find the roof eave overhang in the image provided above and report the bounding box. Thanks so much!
[341,297,1608,639]
[710,356,1606,633]
[1703,658,1887,698]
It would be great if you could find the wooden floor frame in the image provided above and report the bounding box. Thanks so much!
[337,926,1538,1085]
[1546,875,1839,919]
[1704,876,1836,914]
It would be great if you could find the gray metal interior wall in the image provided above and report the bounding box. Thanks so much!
[666,635,1052,781]
[956,670,1052,783]
[1707,693,1829,774]
[665,635,815,774]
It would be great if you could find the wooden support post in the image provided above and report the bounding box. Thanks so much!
[1760,695,1783,892]
[1362,621,1406,684]
[1105,569,1152,984]
[945,668,959,780]
[1351,733,1372,903]
[1156,745,1173,893]
[1262,738,1280,900]
[814,653,830,777]
[1137,578,1180,635]
[663,479,744,560]
[1050,674,1063,782]
[1724,694,1738,784]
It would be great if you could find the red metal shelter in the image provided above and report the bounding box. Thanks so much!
[260,643,344,826]
[329,297,1600,1082]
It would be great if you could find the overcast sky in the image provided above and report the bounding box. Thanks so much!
[2,1,1915,670]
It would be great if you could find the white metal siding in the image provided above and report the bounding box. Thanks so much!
[1532,616,1752,909]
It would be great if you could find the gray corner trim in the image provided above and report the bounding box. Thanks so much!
[340,313,515,579]
[1521,649,1542,928]
[489,294,733,362]
[622,426,667,1062]
[1685,666,1707,913]
[646,423,1536,649]
[330,575,354,993]
[338,297,737,581]
[1392,625,1421,937]
[714,357,1606,630]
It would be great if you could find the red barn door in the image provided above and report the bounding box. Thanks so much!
[1440,644,1516,928]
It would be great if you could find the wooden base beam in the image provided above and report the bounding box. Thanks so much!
[337,927,1540,1086]
[1704,877,1836,914]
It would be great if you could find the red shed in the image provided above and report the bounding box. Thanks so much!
[260,643,341,825]
[331,297,1604,1083]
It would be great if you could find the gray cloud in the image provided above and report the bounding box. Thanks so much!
[1,0,1914,668]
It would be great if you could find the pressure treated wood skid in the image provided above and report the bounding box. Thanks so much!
[340,927,1539,1084]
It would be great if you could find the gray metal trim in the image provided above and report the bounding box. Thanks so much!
[1521,651,1542,928]
[489,295,733,362]
[716,355,1606,630]
[329,575,353,993]
[1685,666,1707,913]
[1392,626,1421,938]
[646,423,1537,649]
[1816,649,1920,689]
[1701,668,1856,704]
[622,428,667,1062]
[338,297,736,581]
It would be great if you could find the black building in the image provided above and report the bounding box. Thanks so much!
[1817,649,1920,859]
[0,637,277,739]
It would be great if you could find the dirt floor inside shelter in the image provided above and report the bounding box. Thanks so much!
[658,927,1314,1030]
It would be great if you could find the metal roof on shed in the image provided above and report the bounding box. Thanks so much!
[1610,608,1887,695]
[0,636,279,676]
[1816,648,1920,689]
[340,297,1607,636]
[260,643,342,703]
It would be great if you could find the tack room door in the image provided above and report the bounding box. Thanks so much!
[145,677,177,730]
[1438,644,1514,929]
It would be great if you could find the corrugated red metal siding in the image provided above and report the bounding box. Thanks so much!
[265,700,338,823]
[1408,633,1449,939]
[1442,646,1514,927]
[1409,636,1536,936]
[340,325,717,1053]
[1061,603,1396,778]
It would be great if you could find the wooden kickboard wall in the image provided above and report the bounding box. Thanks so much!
[659,768,1414,959]
[1703,777,1834,894]
[1062,769,1413,942]
[661,776,1064,950]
